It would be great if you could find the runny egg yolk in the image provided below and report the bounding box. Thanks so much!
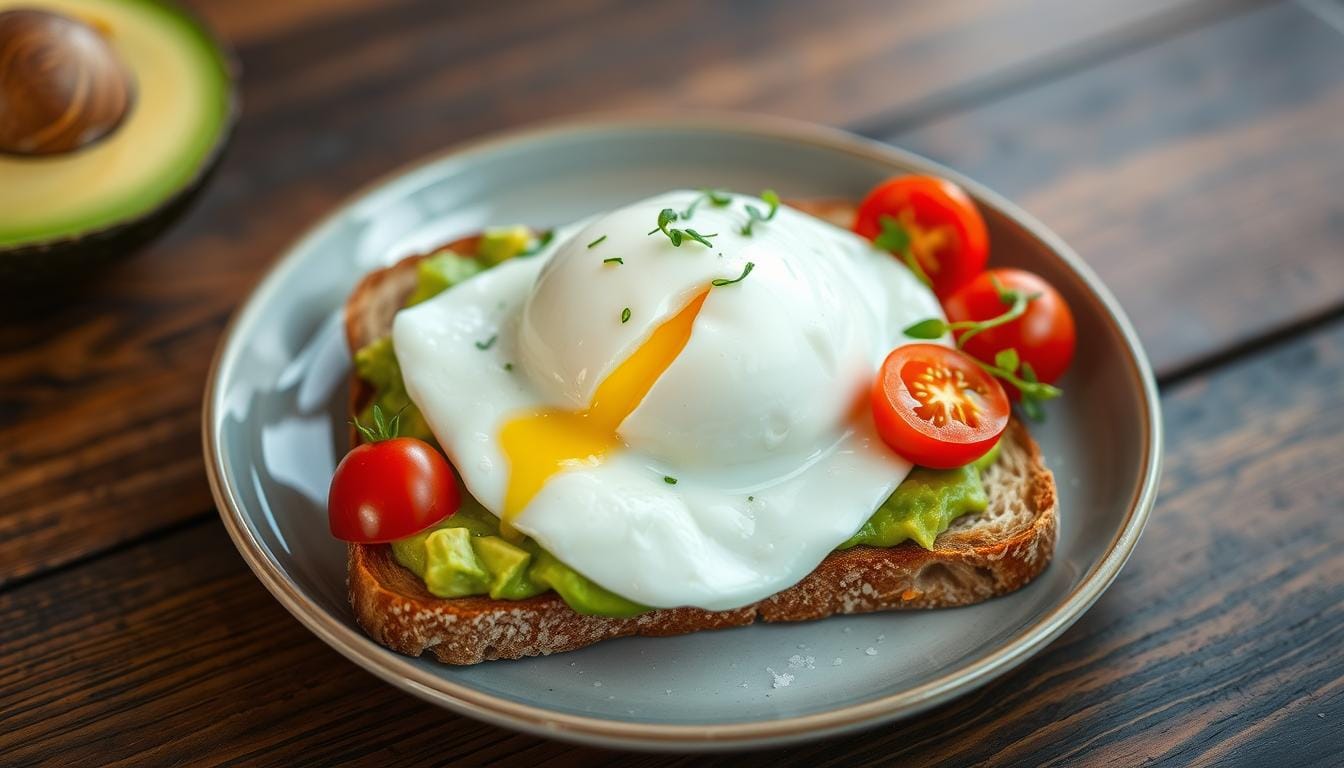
[498,289,710,538]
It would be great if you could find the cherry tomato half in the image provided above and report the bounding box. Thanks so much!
[854,175,989,299]
[943,268,1076,388]
[328,437,459,543]
[872,344,1009,469]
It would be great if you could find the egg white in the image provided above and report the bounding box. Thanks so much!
[392,191,945,610]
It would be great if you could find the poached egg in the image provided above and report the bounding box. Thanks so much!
[392,190,944,610]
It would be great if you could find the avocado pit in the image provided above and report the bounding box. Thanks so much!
[0,8,134,156]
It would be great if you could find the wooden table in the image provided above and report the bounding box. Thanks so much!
[3,0,1342,764]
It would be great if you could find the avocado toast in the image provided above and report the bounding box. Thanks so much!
[343,200,1058,665]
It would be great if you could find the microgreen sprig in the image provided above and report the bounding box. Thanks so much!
[739,189,780,236]
[902,276,1059,419]
[874,214,932,288]
[978,352,1061,421]
[902,276,1039,349]
[681,188,733,219]
[351,404,404,443]
[648,208,718,248]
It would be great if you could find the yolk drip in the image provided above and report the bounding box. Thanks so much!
[498,289,709,538]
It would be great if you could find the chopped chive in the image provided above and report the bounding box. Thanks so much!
[603,257,624,265]
[621,307,632,323]
[664,475,678,485]
[503,362,514,371]
[587,235,608,249]
[711,261,755,287]
[475,334,498,350]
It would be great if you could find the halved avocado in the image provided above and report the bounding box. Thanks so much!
[0,0,236,279]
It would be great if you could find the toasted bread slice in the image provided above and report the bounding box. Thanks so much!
[346,201,1058,665]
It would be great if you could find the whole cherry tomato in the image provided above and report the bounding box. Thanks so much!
[854,175,989,299]
[871,344,1009,469]
[943,268,1076,387]
[328,407,459,543]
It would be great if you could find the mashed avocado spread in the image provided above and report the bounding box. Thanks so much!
[361,231,996,617]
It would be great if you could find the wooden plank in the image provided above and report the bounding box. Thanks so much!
[888,1,1344,379]
[0,0,1243,583]
[4,318,1341,767]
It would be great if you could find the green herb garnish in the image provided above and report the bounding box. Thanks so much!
[711,261,755,287]
[977,352,1060,421]
[664,475,678,485]
[649,208,678,238]
[739,189,780,236]
[587,235,607,249]
[503,362,514,371]
[475,334,498,350]
[648,208,718,248]
[682,228,717,247]
[873,215,932,288]
[681,188,733,218]
[902,275,1039,347]
[603,257,623,265]
[621,307,632,323]
[901,276,1060,419]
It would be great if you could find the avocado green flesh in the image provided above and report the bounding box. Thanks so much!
[353,338,434,446]
[391,502,646,615]
[0,0,233,247]
[839,440,1000,550]
[374,239,995,617]
[405,250,485,306]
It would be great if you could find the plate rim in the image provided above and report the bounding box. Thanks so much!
[203,111,1163,751]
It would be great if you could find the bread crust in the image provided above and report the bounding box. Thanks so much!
[345,202,1058,664]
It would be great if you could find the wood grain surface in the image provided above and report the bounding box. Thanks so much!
[2,0,1342,764]
[891,1,1344,379]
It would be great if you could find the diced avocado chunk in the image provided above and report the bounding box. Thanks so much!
[421,528,490,598]
[478,226,535,266]
[406,249,485,306]
[527,549,649,617]
[472,536,546,600]
[390,496,499,571]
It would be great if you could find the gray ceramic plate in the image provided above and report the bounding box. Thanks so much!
[204,114,1161,751]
